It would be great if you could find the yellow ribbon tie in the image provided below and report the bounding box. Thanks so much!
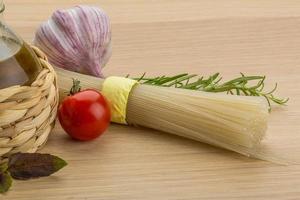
[101,76,138,125]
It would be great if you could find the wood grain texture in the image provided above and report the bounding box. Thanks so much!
[3,0,300,199]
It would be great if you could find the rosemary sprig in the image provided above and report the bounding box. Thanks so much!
[129,73,289,109]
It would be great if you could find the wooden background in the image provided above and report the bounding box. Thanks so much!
[3,0,300,199]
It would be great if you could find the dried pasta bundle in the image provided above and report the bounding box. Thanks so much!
[127,84,269,157]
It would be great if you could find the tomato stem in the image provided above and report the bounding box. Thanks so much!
[69,79,81,95]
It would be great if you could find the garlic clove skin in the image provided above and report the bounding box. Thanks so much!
[34,5,111,78]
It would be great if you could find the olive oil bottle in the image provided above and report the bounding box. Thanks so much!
[0,1,42,89]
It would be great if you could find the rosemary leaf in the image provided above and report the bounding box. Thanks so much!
[129,73,289,109]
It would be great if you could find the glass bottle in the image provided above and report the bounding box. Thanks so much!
[0,0,42,89]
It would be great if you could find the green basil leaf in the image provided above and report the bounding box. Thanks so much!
[0,171,12,193]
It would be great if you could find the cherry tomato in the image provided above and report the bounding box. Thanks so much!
[58,89,111,141]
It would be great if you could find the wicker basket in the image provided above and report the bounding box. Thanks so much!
[0,46,58,159]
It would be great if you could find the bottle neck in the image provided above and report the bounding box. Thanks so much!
[0,1,4,20]
[0,2,23,46]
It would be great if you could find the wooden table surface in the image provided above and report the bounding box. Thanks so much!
[3,0,300,199]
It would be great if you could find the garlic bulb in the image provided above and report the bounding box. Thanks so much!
[34,5,111,78]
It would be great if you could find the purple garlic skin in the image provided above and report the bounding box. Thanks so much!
[34,5,111,78]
